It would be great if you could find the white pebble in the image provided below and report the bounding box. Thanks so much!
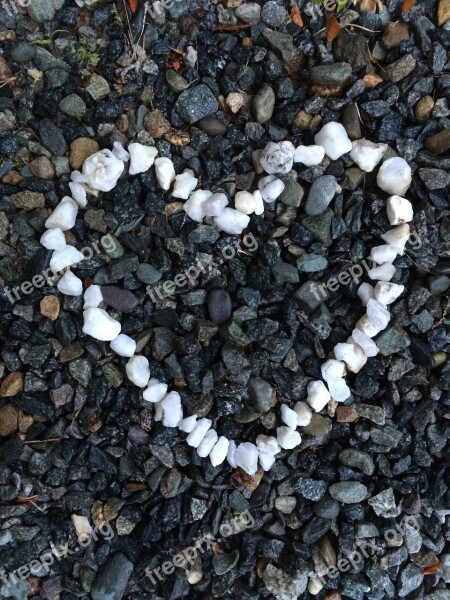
[277,427,301,450]
[50,246,84,271]
[197,429,218,457]
[155,157,176,190]
[227,439,237,468]
[202,192,228,217]
[179,415,197,433]
[381,224,410,256]
[260,141,295,174]
[258,175,285,203]
[255,435,280,456]
[367,298,391,330]
[376,157,412,196]
[321,359,346,382]
[294,145,325,167]
[40,228,66,251]
[294,401,313,426]
[370,244,398,265]
[351,329,379,358]
[161,391,183,427]
[349,138,387,173]
[83,307,121,342]
[71,170,85,183]
[172,172,198,199]
[374,281,404,305]
[234,191,256,215]
[84,285,103,309]
[368,263,396,282]
[112,141,130,162]
[280,404,298,429]
[82,149,124,192]
[57,271,83,296]
[210,436,230,467]
[357,282,375,306]
[355,314,382,338]
[386,195,413,225]
[128,143,158,175]
[334,342,367,373]
[259,452,276,471]
[71,515,93,538]
[154,402,163,422]
[327,378,351,402]
[125,355,150,388]
[314,122,352,160]
[214,207,250,235]
[253,190,265,215]
[185,45,197,68]
[306,380,331,412]
[45,197,78,231]
[235,442,259,475]
[186,418,212,448]
[143,379,168,403]
[110,334,136,358]
[184,190,212,222]
[69,182,87,208]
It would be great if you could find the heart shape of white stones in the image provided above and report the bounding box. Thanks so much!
[39,120,414,476]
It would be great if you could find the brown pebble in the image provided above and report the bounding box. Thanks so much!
[0,404,19,436]
[381,22,409,49]
[0,372,24,398]
[164,130,190,146]
[324,593,342,600]
[310,83,342,97]
[293,110,313,130]
[144,109,171,138]
[335,405,359,422]
[363,72,383,88]
[425,129,450,155]
[232,466,264,491]
[70,137,100,170]
[29,156,55,180]
[197,116,227,136]
[40,295,60,321]
[2,170,23,185]
[438,0,450,25]
[386,54,416,82]
[415,95,434,124]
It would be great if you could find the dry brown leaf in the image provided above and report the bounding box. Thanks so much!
[402,0,416,12]
[128,0,139,13]
[290,1,304,28]
[326,13,340,42]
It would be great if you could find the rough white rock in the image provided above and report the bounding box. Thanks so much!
[69,182,87,208]
[255,435,280,456]
[370,244,398,265]
[374,281,404,305]
[50,246,84,271]
[357,282,375,306]
[125,355,150,388]
[45,197,78,231]
[83,285,103,309]
[202,192,228,217]
[376,157,412,196]
[70,170,85,183]
[81,149,124,192]
[280,404,298,429]
[259,452,276,471]
[235,442,259,475]
[128,143,158,175]
[367,298,391,329]
[161,391,183,427]
[155,157,176,190]
[210,436,230,467]
[184,190,212,222]
[355,314,382,338]
[307,379,332,411]
[260,141,295,174]
[349,138,387,172]
[314,122,352,160]
[143,379,168,403]
[294,401,313,426]
[172,171,198,199]
[386,195,413,225]
[321,359,346,382]
[112,141,130,162]
[197,429,218,457]
[57,271,83,296]
[258,175,285,203]
[253,190,265,215]
[40,228,66,251]
[214,207,250,235]
[277,427,301,450]
[294,145,325,166]
[179,415,197,433]
[110,334,136,358]
[334,341,367,373]
[227,439,237,468]
[83,307,121,342]
[368,263,396,282]
[327,378,351,402]
[381,224,410,256]
[186,418,212,448]
[235,191,257,215]
[351,328,379,358]
[185,45,197,68]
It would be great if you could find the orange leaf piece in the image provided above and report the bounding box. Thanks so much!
[291,2,304,28]
[402,0,416,12]
[423,561,441,575]
[128,0,139,13]
[326,13,340,42]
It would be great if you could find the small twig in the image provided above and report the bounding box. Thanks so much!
[345,24,380,32]
[24,437,62,444]
[211,24,251,31]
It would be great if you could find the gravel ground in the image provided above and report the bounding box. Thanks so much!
[0,0,450,599]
